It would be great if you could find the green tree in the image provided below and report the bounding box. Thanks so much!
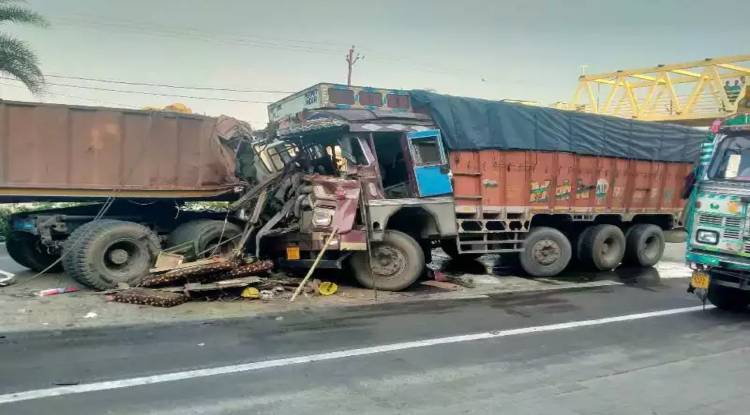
[0,0,47,93]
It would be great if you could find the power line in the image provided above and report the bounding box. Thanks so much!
[45,74,294,94]
[0,77,274,104]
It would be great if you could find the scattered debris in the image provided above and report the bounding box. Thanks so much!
[260,290,274,300]
[317,281,338,296]
[197,342,205,347]
[150,252,185,273]
[420,280,461,291]
[0,271,15,286]
[241,287,260,299]
[112,288,189,307]
[83,311,98,319]
[182,276,262,293]
[38,287,79,297]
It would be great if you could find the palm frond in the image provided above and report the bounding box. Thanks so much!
[0,4,47,27]
[0,33,43,93]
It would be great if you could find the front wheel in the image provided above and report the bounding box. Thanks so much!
[6,231,63,272]
[519,227,572,277]
[707,283,750,311]
[350,230,424,291]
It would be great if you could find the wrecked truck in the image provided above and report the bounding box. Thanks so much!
[4,86,707,292]
[257,83,707,290]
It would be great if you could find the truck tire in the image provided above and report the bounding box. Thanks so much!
[350,230,424,291]
[62,219,160,290]
[623,224,665,267]
[167,220,243,259]
[440,239,481,261]
[6,231,63,272]
[579,224,626,271]
[520,227,572,277]
[707,283,750,311]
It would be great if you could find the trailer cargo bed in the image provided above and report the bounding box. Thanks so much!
[0,101,240,202]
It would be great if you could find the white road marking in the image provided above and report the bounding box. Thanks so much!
[0,304,712,405]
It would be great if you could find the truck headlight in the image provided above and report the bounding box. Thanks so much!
[312,209,334,227]
[696,229,719,245]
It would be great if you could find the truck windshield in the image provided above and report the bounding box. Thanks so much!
[707,134,750,181]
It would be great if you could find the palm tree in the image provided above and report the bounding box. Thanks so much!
[0,0,47,94]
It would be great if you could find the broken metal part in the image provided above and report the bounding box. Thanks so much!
[112,288,188,307]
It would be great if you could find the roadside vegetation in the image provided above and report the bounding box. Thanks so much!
[0,0,47,93]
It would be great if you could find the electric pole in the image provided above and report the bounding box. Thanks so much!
[345,45,364,86]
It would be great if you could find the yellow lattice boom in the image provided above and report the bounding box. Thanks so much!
[569,55,750,126]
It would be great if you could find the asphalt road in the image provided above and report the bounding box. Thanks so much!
[1,269,748,414]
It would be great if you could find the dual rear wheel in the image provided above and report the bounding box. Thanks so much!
[519,224,665,277]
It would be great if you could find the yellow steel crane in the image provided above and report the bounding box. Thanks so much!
[568,55,750,126]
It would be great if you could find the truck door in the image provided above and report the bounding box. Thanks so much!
[406,129,453,197]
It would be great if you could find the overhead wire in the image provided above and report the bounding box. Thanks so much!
[0,77,275,103]
[44,74,295,94]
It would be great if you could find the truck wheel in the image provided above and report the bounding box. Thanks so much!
[707,283,750,311]
[63,219,160,290]
[6,231,63,272]
[440,239,481,261]
[167,220,243,259]
[520,227,572,277]
[579,224,626,271]
[350,230,424,291]
[623,224,665,267]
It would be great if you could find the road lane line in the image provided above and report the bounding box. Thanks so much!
[0,304,712,405]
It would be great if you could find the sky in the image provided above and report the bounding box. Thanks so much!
[1,0,748,128]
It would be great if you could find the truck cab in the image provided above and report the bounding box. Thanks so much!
[262,84,458,290]
[687,104,750,309]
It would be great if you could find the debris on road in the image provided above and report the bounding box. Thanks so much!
[83,311,98,319]
[113,288,189,307]
[0,274,15,286]
[420,280,461,291]
[317,281,338,296]
[38,287,79,297]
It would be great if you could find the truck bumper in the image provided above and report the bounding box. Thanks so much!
[687,249,750,291]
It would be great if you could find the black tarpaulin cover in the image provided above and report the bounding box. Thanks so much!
[409,90,706,163]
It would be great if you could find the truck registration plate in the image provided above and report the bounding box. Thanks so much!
[691,271,710,289]
[286,246,300,260]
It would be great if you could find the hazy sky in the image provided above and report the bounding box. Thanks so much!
[2,0,748,127]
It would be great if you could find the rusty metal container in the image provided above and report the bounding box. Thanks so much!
[450,150,691,216]
[0,101,239,201]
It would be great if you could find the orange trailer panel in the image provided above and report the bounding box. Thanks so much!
[449,149,690,215]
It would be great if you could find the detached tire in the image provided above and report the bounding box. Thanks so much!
[624,224,665,267]
[579,224,626,271]
[707,283,749,311]
[350,230,424,291]
[6,231,62,272]
[62,219,160,290]
[520,227,572,277]
[440,239,481,261]
[167,220,243,260]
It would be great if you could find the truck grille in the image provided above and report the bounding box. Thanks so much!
[698,213,723,226]
[698,213,744,240]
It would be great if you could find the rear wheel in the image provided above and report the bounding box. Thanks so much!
[440,238,481,261]
[707,283,750,311]
[63,219,160,290]
[6,231,62,272]
[579,224,626,271]
[624,224,665,267]
[167,220,243,260]
[520,227,572,277]
[350,230,424,291]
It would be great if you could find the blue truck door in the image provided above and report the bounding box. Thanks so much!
[406,129,453,197]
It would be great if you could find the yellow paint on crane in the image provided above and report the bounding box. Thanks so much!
[566,55,750,126]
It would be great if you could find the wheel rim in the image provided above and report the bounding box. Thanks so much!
[100,239,146,276]
[600,236,621,260]
[370,244,407,278]
[642,235,659,258]
[532,239,561,265]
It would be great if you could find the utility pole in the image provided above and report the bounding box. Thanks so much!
[345,45,364,86]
